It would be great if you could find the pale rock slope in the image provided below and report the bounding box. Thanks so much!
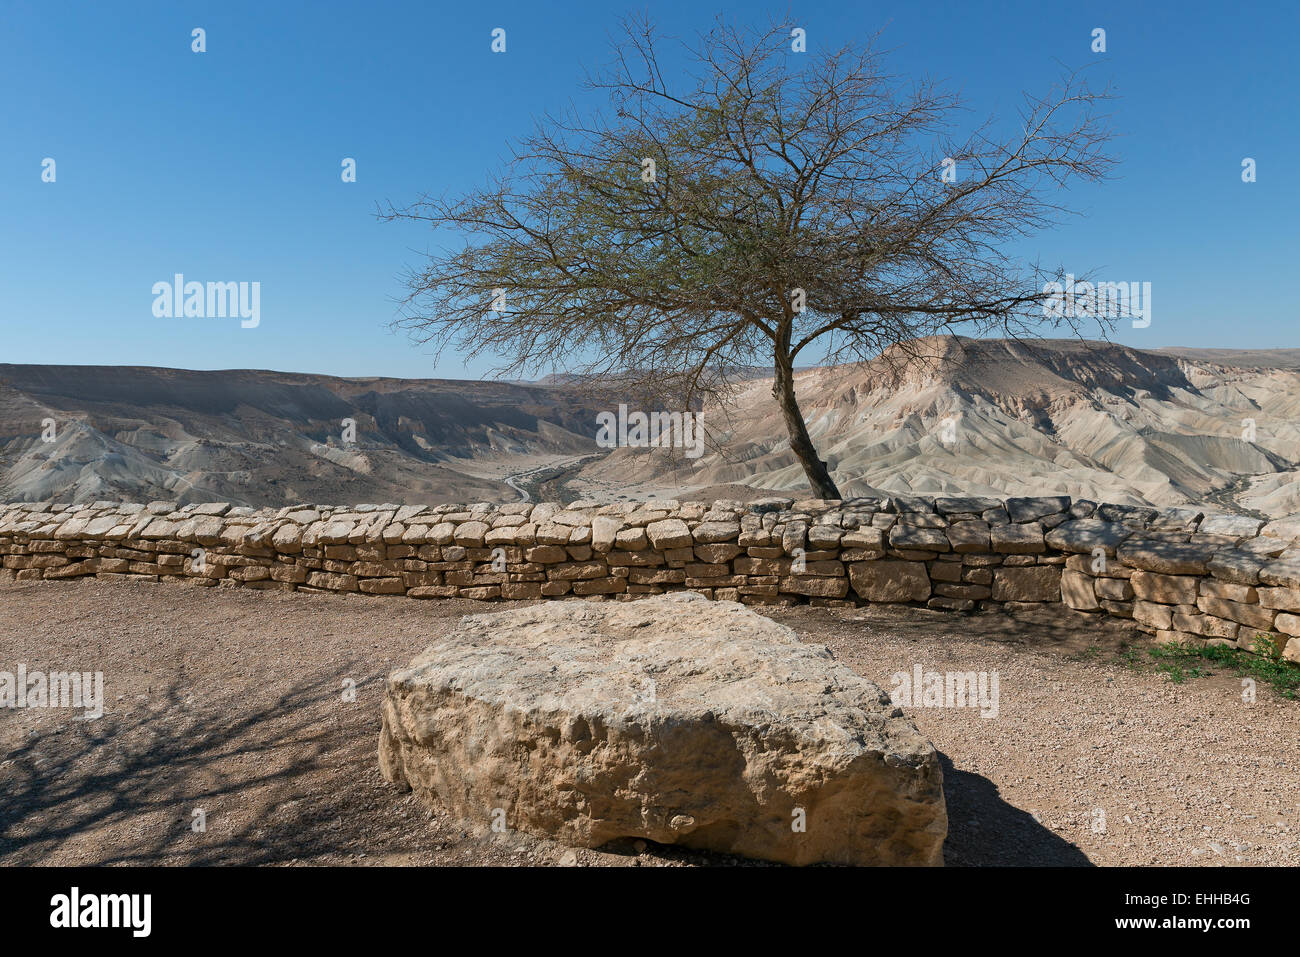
[3,340,1298,517]
[574,338,1300,518]
[0,365,597,507]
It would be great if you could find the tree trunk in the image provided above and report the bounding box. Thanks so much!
[772,354,842,500]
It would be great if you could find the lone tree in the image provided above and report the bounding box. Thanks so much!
[385,18,1115,499]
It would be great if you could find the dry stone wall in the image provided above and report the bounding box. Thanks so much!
[3,495,1299,661]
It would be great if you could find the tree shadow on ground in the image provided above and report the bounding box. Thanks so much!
[938,752,1093,866]
[2,664,1093,867]
[0,665,389,866]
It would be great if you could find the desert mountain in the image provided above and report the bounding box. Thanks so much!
[576,338,1300,519]
[0,365,600,507]
[1155,347,1300,370]
[2,339,1298,517]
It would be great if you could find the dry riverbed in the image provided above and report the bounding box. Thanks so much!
[1,578,1295,867]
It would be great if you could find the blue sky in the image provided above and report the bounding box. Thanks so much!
[1,0,1295,379]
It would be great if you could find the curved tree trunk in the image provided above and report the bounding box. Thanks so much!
[772,354,842,500]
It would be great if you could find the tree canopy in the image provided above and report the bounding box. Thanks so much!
[385,17,1117,498]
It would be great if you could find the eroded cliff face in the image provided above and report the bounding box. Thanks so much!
[582,338,1300,514]
[0,364,601,506]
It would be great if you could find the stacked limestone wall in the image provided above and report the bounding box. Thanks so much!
[2,495,1298,661]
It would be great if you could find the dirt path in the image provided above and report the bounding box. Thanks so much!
[1,579,1295,866]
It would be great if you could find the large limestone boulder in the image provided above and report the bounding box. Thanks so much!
[379,592,946,866]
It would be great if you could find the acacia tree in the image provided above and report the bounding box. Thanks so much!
[384,17,1115,499]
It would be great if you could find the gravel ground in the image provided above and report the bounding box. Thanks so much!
[1,578,1295,867]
